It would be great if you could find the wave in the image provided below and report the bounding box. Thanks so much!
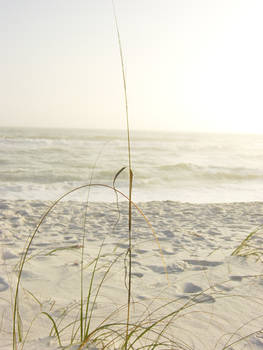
[2,128,263,203]
[1,161,262,185]
[0,127,128,143]
[157,163,263,181]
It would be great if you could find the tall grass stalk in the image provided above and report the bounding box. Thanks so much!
[112,1,133,347]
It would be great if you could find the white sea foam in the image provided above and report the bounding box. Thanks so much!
[1,127,263,202]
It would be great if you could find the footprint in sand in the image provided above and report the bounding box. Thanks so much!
[0,277,9,292]
[215,283,232,292]
[194,293,215,304]
[230,275,243,281]
[182,282,215,303]
[2,249,17,260]
[0,203,9,210]
[131,272,144,278]
[183,282,203,293]
[184,259,223,271]
[147,264,183,274]
[162,230,174,238]
[184,259,223,267]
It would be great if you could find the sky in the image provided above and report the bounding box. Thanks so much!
[0,0,263,133]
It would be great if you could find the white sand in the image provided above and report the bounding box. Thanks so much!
[1,199,263,349]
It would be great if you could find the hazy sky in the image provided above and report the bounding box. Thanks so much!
[1,0,263,133]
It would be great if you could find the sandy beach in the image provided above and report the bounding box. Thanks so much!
[1,199,263,349]
[2,0,263,348]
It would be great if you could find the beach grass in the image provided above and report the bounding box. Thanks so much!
[11,184,175,350]
[9,2,263,350]
[9,3,182,341]
[231,225,263,261]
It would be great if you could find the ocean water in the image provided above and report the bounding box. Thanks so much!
[1,127,263,203]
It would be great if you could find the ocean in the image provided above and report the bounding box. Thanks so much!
[1,127,263,203]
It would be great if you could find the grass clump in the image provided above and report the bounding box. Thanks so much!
[9,2,263,350]
[231,225,263,261]
[11,185,177,350]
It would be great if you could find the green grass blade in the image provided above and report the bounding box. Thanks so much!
[83,243,104,339]
[17,308,23,343]
[41,311,62,347]
[231,225,263,256]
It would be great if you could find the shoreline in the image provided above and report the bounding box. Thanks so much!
[2,197,263,203]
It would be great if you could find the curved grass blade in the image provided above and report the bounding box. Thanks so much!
[113,167,127,188]
[231,225,263,257]
[41,311,62,347]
